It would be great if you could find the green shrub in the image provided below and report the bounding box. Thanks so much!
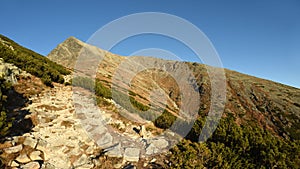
[168,116,300,168]
[129,96,149,111]
[0,78,12,137]
[0,34,70,86]
[154,110,177,129]
[41,74,53,87]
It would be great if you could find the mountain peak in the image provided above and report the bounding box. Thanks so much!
[64,36,84,45]
[47,36,87,68]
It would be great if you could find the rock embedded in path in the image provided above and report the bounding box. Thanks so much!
[22,161,40,169]
[96,132,113,148]
[124,148,140,162]
[29,151,43,161]
[4,144,23,154]
[73,153,89,167]
[15,153,31,163]
[9,161,19,167]
[104,143,122,158]
[146,138,169,155]
[23,136,38,148]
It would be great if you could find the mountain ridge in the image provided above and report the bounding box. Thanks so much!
[48,36,300,141]
[0,34,299,168]
[48,36,299,90]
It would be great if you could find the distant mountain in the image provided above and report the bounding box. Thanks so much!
[48,37,300,141]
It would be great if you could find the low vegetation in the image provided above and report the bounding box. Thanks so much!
[154,110,176,129]
[0,35,70,86]
[0,78,12,137]
[72,76,161,120]
[66,72,300,169]
[168,116,300,169]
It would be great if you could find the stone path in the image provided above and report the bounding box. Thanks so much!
[2,84,174,168]
[73,87,175,160]
[25,86,97,168]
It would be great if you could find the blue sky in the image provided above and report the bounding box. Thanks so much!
[1,0,300,88]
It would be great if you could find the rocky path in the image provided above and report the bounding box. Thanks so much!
[1,84,173,168]
[1,85,98,168]
[73,87,174,162]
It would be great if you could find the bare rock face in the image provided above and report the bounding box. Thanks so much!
[47,37,86,68]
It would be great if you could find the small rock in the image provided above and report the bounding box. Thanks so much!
[23,137,38,148]
[22,161,40,169]
[114,163,123,168]
[23,133,32,137]
[143,163,148,167]
[104,143,122,158]
[85,145,94,155]
[150,158,157,163]
[73,154,88,167]
[29,151,43,161]
[78,163,95,169]
[4,144,23,154]
[146,138,169,155]
[10,161,19,167]
[124,148,140,162]
[36,139,47,152]
[92,159,101,167]
[42,162,56,169]
[96,132,113,148]
[15,153,31,163]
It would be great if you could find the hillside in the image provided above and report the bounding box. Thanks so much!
[49,37,300,141]
[47,37,300,168]
[0,35,298,168]
[0,35,70,86]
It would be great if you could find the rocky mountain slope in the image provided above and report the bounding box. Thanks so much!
[0,35,171,168]
[0,35,299,168]
[49,37,300,141]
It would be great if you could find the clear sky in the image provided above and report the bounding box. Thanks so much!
[1,0,300,88]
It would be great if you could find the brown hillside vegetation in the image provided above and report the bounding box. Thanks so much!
[49,37,300,141]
